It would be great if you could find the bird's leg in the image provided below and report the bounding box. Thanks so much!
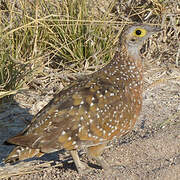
[87,143,109,170]
[70,150,88,174]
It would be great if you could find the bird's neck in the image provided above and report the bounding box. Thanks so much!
[99,45,143,84]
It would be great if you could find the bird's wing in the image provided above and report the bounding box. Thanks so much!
[6,75,120,151]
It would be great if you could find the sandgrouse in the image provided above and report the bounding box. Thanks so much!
[4,24,161,174]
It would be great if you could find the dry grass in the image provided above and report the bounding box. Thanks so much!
[0,0,120,100]
[0,160,54,179]
[0,0,179,100]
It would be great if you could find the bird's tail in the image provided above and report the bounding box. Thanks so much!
[4,146,44,163]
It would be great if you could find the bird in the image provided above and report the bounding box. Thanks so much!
[4,24,161,174]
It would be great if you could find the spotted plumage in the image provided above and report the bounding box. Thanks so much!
[4,24,161,173]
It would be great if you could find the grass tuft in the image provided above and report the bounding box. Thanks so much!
[0,0,118,100]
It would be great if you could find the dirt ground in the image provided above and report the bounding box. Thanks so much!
[0,60,180,180]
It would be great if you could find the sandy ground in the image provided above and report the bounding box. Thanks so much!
[0,65,180,179]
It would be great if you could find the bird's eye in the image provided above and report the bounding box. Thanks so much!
[133,28,147,37]
[135,30,142,35]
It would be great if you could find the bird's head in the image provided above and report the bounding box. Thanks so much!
[122,24,161,51]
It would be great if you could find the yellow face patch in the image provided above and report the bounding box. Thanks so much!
[133,28,147,37]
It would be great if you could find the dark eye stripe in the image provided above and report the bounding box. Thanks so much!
[135,30,142,35]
